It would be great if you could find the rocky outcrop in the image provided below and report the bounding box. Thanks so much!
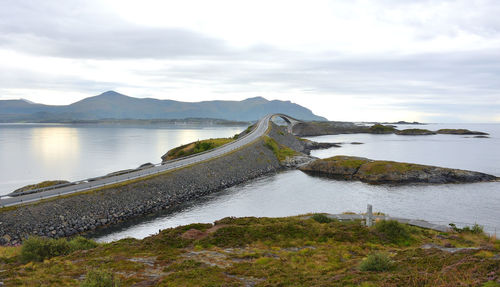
[437,129,489,135]
[396,129,436,135]
[301,140,341,154]
[292,121,369,136]
[292,121,489,137]
[299,156,498,184]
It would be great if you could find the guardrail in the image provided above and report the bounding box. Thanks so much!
[0,116,269,206]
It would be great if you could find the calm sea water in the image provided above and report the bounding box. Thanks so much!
[93,123,500,241]
[0,123,246,195]
[1,122,498,240]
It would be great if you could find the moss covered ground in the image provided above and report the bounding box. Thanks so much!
[396,129,435,135]
[1,216,498,286]
[163,138,235,160]
[12,180,70,194]
[263,136,298,161]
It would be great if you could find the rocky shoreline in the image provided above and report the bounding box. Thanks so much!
[299,156,498,184]
[292,121,489,137]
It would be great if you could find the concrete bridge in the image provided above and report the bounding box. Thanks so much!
[270,114,301,133]
[0,114,302,207]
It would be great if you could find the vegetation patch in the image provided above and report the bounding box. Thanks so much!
[396,128,435,135]
[311,213,334,223]
[437,128,489,135]
[369,124,397,134]
[162,137,234,161]
[358,160,426,176]
[1,215,498,286]
[263,136,297,161]
[12,180,70,194]
[359,252,394,272]
[80,269,120,287]
[373,220,413,245]
[20,236,98,263]
[449,223,484,234]
[324,155,370,169]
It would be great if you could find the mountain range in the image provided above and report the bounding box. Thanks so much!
[0,91,326,122]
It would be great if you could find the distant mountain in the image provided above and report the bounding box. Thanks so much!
[0,91,327,122]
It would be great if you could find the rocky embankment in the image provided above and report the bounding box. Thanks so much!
[0,123,328,245]
[299,156,498,184]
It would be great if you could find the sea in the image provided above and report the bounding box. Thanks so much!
[0,122,498,240]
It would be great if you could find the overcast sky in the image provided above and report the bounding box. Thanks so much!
[1,0,499,122]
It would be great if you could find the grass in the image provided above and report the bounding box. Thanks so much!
[20,236,98,263]
[163,138,234,160]
[358,160,426,175]
[13,180,69,193]
[324,155,370,169]
[263,136,297,161]
[373,220,413,246]
[449,223,484,234]
[80,269,120,287]
[359,252,394,272]
[1,215,498,286]
[396,128,435,135]
[369,124,397,134]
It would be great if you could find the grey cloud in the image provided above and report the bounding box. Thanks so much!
[0,1,230,59]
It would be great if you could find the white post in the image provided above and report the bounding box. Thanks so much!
[366,204,373,227]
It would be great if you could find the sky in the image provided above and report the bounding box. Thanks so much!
[1,0,499,122]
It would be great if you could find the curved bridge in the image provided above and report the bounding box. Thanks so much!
[1,114,302,207]
[270,114,301,133]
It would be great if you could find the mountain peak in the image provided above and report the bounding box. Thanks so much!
[98,91,126,97]
[243,96,268,103]
[20,98,36,104]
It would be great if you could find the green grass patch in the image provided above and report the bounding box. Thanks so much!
[311,214,334,223]
[20,236,98,263]
[323,155,370,169]
[449,223,484,234]
[359,160,426,175]
[263,136,297,161]
[373,220,413,245]
[13,180,70,194]
[369,124,397,134]
[359,252,394,272]
[2,215,498,286]
[396,128,435,135]
[163,137,234,160]
[80,269,120,287]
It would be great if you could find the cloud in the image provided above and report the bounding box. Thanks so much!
[0,0,499,122]
[0,1,232,59]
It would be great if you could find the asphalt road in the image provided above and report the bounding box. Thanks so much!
[0,114,279,208]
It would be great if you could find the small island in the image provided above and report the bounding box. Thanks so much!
[299,156,498,184]
[396,128,436,135]
[292,121,490,137]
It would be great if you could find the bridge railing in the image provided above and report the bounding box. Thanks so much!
[0,116,269,199]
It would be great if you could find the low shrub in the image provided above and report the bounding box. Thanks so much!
[374,220,412,245]
[449,223,484,234]
[80,269,120,287]
[311,214,333,223]
[20,236,98,263]
[69,236,99,250]
[21,237,70,263]
[359,252,393,272]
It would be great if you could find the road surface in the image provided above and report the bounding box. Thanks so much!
[0,114,295,208]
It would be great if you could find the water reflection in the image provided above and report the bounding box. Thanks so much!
[30,127,80,164]
[0,124,246,194]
